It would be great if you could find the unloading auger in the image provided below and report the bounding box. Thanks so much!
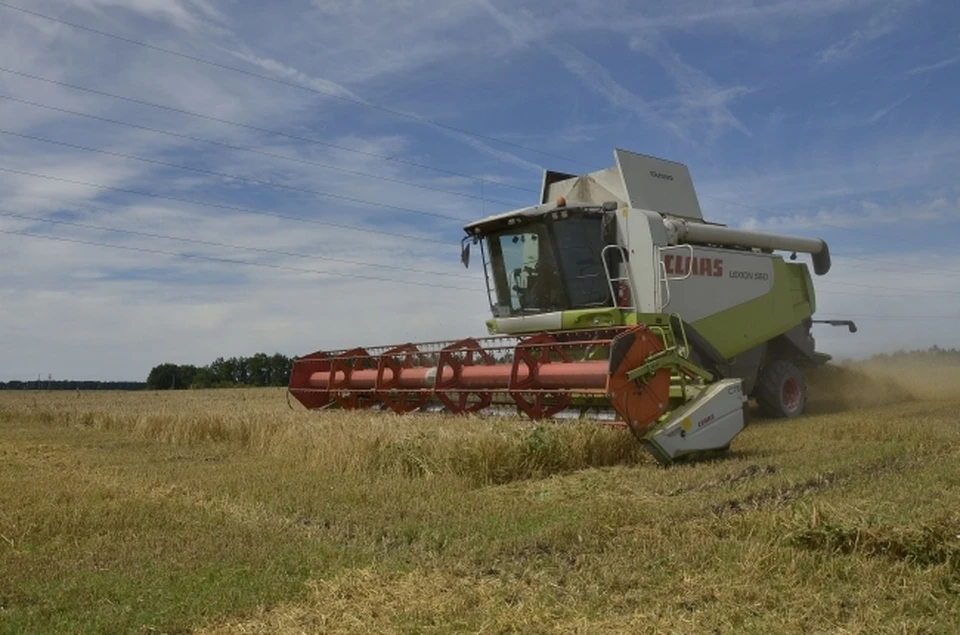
[288,149,856,465]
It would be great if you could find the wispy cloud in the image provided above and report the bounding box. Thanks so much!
[628,33,753,142]
[817,0,924,63]
[903,54,960,76]
[864,94,911,125]
[64,0,223,31]
[224,51,364,102]
[737,195,960,232]
[546,42,688,141]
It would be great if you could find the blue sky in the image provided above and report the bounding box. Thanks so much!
[0,0,958,381]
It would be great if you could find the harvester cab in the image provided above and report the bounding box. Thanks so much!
[289,149,856,466]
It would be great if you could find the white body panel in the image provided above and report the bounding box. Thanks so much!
[614,149,703,221]
[492,312,563,334]
[617,208,667,314]
[645,379,747,462]
[546,166,625,206]
[657,247,776,321]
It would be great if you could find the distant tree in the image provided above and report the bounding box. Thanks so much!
[139,351,294,390]
[146,363,199,390]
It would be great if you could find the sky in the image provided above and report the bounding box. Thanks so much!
[0,0,959,382]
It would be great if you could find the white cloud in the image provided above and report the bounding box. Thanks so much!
[902,54,960,76]
[628,32,753,142]
[223,50,364,102]
[737,195,960,233]
[545,43,688,142]
[816,0,925,63]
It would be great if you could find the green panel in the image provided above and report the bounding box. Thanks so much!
[689,260,815,359]
[485,308,626,335]
[560,308,625,330]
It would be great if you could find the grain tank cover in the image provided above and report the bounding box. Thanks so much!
[540,148,704,222]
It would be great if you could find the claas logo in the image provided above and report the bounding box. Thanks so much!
[663,254,723,278]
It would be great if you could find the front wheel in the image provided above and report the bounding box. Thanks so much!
[755,360,806,418]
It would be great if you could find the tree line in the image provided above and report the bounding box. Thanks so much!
[6,346,958,392]
[0,380,147,391]
[146,353,294,390]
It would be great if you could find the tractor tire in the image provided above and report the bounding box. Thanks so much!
[755,360,806,419]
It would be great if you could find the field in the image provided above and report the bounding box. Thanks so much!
[2,361,960,634]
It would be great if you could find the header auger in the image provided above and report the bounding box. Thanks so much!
[289,149,856,465]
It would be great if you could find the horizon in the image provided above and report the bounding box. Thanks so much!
[2,0,959,382]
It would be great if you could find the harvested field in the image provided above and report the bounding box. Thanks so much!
[1,361,959,634]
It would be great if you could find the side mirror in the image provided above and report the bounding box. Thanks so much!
[461,238,471,269]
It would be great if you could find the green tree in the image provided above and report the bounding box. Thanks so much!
[146,364,198,390]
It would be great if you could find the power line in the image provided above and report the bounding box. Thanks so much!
[834,253,960,277]
[0,129,469,222]
[7,206,955,300]
[2,156,952,297]
[816,288,960,299]
[0,211,475,280]
[701,192,960,251]
[0,166,458,247]
[0,93,520,209]
[0,2,581,166]
[819,280,960,296]
[1,107,951,283]
[833,258,960,280]
[2,221,956,315]
[1,168,953,299]
[0,228,478,291]
[0,67,539,196]
[2,223,954,318]
[822,314,960,321]
[4,203,956,298]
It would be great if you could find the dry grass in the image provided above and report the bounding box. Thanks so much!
[2,362,960,634]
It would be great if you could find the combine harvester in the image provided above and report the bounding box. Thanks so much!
[288,149,856,465]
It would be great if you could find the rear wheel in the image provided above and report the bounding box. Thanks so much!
[755,360,806,418]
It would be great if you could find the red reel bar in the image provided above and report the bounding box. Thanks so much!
[376,344,431,414]
[329,347,376,410]
[509,333,573,420]
[434,338,496,414]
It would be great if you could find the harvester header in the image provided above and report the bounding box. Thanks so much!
[289,149,855,465]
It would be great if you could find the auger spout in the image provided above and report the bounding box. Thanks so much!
[662,218,832,275]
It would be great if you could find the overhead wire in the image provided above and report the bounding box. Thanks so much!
[0,1,585,167]
[1,228,954,322]
[819,314,960,321]
[0,128,472,223]
[0,93,522,209]
[0,228,479,291]
[0,67,540,196]
[2,126,956,298]
[698,192,960,252]
[0,210,476,279]
[1,165,955,300]
[815,280,960,296]
[0,166,458,247]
